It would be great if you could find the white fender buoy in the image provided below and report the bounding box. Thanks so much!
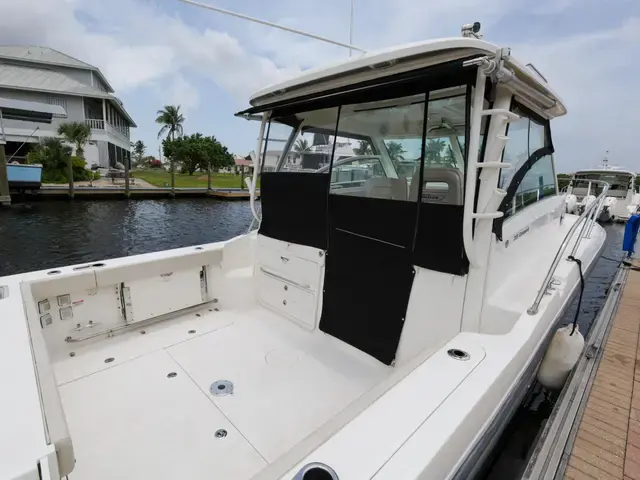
[565,194,577,214]
[537,324,584,390]
[581,194,596,211]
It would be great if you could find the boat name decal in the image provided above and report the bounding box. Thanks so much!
[513,226,530,242]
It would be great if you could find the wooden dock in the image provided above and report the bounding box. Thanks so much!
[523,262,640,480]
[563,264,640,480]
[10,186,259,200]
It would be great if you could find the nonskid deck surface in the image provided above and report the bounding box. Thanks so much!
[55,306,388,479]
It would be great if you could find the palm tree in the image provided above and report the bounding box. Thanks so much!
[133,140,146,167]
[57,121,91,198]
[425,139,446,166]
[385,141,406,163]
[353,140,373,156]
[155,105,185,140]
[57,121,91,158]
[156,105,185,192]
[293,138,310,157]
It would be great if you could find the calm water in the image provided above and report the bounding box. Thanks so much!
[0,199,254,276]
[0,200,627,477]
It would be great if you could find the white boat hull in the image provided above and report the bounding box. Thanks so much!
[0,198,605,480]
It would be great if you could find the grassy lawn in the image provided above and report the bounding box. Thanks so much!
[133,169,258,189]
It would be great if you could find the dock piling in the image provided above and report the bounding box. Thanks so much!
[0,144,10,206]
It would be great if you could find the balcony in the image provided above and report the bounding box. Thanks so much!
[85,118,104,130]
[85,118,130,142]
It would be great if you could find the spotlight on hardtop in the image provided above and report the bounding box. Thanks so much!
[461,22,482,38]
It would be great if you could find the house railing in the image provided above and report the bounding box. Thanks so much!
[85,119,104,130]
[85,119,130,141]
[527,179,610,315]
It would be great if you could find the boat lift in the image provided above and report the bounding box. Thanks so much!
[0,98,66,205]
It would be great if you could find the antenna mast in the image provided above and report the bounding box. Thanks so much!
[176,0,366,53]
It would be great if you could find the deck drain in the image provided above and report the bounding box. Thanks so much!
[210,380,233,397]
[294,463,339,480]
[167,372,177,378]
[69,352,75,357]
[214,429,227,438]
[188,329,196,334]
[140,330,146,335]
[104,357,115,363]
[208,309,213,312]
[447,349,470,361]
[195,313,201,317]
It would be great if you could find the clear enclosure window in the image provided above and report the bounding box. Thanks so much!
[265,107,340,173]
[507,155,556,215]
[414,87,469,205]
[329,93,427,200]
[499,116,529,189]
[501,104,557,218]
[263,83,476,207]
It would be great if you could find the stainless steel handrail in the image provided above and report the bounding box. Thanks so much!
[527,179,609,315]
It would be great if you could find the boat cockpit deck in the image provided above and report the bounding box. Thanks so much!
[57,304,387,479]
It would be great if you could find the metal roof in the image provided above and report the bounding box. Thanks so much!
[0,46,114,93]
[0,96,65,115]
[0,46,92,69]
[0,64,136,127]
[0,64,105,97]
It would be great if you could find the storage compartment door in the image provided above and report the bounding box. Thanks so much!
[126,267,204,324]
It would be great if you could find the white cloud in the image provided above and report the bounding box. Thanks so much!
[164,74,200,113]
[0,0,302,102]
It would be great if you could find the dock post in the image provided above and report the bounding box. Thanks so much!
[207,163,212,193]
[0,144,11,206]
[170,158,175,198]
[124,155,130,198]
[67,155,74,199]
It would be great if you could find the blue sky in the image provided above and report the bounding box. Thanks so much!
[1,0,639,172]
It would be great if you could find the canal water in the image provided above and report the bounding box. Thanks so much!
[0,199,254,276]
[0,200,628,476]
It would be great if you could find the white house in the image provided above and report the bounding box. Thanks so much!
[0,46,136,168]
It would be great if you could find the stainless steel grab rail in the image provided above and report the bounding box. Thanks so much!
[527,179,609,315]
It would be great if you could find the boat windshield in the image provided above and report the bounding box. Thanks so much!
[573,172,633,197]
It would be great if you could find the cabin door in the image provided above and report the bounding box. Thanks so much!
[319,192,417,365]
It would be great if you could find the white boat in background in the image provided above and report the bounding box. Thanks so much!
[565,164,640,222]
[0,23,608,480]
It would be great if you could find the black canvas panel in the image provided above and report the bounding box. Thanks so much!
[319,228,415,365]
[258,172,329,250]
[328,195,417,249]
[412,204,468,275]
